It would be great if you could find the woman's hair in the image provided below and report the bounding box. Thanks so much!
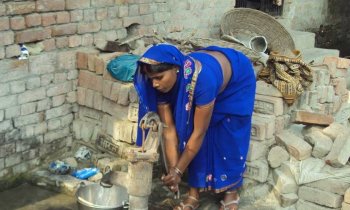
[141,63,178,74]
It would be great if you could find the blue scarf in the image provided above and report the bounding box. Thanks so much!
[134,44,197,151]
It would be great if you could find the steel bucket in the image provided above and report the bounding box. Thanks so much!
[76,183,128,210]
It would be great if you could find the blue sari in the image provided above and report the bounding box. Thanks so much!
[134,44,256,192]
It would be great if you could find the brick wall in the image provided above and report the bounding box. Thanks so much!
[0,0,236,181]
[74,51,138,148]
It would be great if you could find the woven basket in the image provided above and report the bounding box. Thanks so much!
[221,8,295,55]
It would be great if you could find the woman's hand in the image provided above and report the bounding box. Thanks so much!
[161,167,182,192]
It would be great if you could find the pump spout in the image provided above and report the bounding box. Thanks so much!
[100,170,128,189]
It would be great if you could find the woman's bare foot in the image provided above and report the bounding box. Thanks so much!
[173,188,200,210]
[219,190,239,210]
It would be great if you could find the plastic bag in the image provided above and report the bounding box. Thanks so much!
[288,157,350,185]
[48,160,70,175]
[107,54,140,82]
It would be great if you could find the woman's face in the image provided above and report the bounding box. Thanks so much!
[145,67,178,93]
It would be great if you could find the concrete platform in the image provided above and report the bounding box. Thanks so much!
[289,30,316,50]
[302,48,340,64]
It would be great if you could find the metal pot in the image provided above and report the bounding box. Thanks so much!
[76,183,128,210]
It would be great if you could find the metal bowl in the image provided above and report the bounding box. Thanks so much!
[76,183,128,210]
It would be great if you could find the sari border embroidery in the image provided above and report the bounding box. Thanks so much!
[139,57,161,65]
[185,59,202,114]
[198,177,243,193]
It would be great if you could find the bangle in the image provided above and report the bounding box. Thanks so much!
[174,167,183,177]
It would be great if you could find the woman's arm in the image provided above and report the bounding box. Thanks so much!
[162,100,215,189]
[157,103,179,168]
[176,100,214,173]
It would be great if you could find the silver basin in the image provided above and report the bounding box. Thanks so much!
[76,183,128,210]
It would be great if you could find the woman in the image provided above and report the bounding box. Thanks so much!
[134,43,256,210]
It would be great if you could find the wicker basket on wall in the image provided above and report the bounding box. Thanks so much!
[221,8,295,55]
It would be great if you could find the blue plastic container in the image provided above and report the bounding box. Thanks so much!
[72,168,99,180]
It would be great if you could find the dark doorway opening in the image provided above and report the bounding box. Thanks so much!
[235,0,283,17]
[319,0,350,58]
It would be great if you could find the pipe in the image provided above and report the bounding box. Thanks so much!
[100,160,154,210]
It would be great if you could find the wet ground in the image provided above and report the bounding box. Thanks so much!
[0,165,283,210]
[0,180,278,210]
[0,183,77,210]
[0,181,221,210]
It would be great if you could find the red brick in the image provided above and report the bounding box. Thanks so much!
[115,0,128,4]
[323,56,338,65]
[333,95,342,113]
[56,11,70,24]
[15,28,51,43]
[70,10,83,22]
[0,5,5,16]
[95,52,124,75]
[103,69,118,82]
[25,14,42,27]
[291,110,334,126]
[0,17,9,31]
[337,58,350,69]
[122,16,143,27]
[118,5,129,17]
[78,22,101,34]
[331,78,348,96]
[94,57,106,75]
[81,34,94,46]
[88,54,97,71]
[42,39,56,51]
[139,4,156,15]
[96,8,108,21]
[52,23,77,36]
[0,31,14,46]
[341,92,349,103]
[56,37,68,48]
[57,50,76,70]
[77,87,86,105]
[91,0,115,7]
[41,13,56,26]
[10,16,26,30]
[5,44,21,58]
[108,7,119,18]
[0,47,5,59]
[143,14,154,25]
[78,70,103,92]
[68,35,81,48]
[66,0,91,10]
[76,52,88,70]
[83,10,96,22]
[36,0,65,12]
[128,4,139,16]
[101,18,123,30]
[6,2,36,15]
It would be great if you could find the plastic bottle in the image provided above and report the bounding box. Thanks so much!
[72,168,99,179]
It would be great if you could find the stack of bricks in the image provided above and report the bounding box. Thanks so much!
[343,188,350,210]
[242,56,350,209]
[74,51,139,146]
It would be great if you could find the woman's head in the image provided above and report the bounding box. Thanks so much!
[137,44,186,93]
[140,62,179,93]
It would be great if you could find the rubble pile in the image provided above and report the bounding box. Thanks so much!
[242,55,350,209]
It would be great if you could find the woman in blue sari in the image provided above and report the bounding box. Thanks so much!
[134,44,256,210]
